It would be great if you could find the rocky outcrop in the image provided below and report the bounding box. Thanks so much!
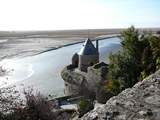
[80,70,160,120]
[61,65,88,96]
[61,62,108,97]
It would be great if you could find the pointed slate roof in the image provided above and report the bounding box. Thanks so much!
[78,38,98,55]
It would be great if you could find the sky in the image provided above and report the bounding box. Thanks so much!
[0,0,159,30]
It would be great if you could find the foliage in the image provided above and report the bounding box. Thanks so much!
[103,26,160,96]
[78,98,88,111]
[0,86,24,113]
[108,52,140,89]
[0,88,73,120]
[12,90,55,120]
[148,35,160,70]
[78,98,94,117]
[104,79,120,95]
[95,80,113,103]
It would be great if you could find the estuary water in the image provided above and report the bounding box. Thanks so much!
[0,37,121,97]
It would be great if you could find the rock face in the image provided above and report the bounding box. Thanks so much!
[80,70,160,120]
[61,62,108,96]
[61,65,87,95]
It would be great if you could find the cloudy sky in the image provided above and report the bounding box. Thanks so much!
[0,0,159,30]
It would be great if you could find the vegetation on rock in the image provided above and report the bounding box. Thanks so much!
[81,70,160,120]
[101,26,160,97]
[78,98,94,117]
[0,26,160,119]
[0,88,73,120]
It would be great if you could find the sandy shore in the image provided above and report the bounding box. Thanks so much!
[0,37,87,61]
[0,28,159,66]
[0,29,122,77]
[0,28,158,96]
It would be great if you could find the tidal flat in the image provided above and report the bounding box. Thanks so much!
[0,28,158,97]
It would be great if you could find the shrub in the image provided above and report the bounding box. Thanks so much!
[107,26,160,89]
[97,26,160,103]
[0,86,23,114]
[0,88,73,120]
[96,85,114,103]
[78,98,94,117]
[105,79,120,95]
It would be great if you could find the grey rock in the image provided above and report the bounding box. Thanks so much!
[80,70,160,120]
[61,62,108,97]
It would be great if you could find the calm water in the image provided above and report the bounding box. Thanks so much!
[0,37,121,97]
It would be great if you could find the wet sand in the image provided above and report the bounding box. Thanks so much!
[0,28,159,60]
[0,37,121,96]
[0,28,158,96]
[0,29,122,78]
[0,29,123,61]
[0,37,86,60]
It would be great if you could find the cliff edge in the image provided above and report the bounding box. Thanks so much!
[80,70,160,120]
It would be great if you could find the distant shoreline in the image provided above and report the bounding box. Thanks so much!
[0,34,120,79]
[0,28,159,38]
[0,27,158,61]
[36,34,120,55]
[0,34,119,62]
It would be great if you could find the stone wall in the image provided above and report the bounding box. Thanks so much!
[61,65,87,95]
[61,62,108,97]
[79,55,99,72]
[87,62,108,93]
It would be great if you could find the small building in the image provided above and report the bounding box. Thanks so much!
[62,39,108,97]
[72,38,99,72]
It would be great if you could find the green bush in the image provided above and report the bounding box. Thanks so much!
[78,98,94,117]
[105,79,120,95]
[98,26,160,100]
[108,26,160,88]
[78,99,88,111]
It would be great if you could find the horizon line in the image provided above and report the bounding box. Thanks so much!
[0,27,160,32]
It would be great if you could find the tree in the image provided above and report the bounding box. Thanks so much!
[102,26,160,98]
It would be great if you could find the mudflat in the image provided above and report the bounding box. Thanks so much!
[0,28,159,60]
[0,29,121,60]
